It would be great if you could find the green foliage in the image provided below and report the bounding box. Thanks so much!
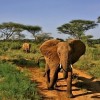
[35,33,53,43]
[92,48,100,60]
[22,25,42,40]
[0,22,24,40]
[75,44,100,78]
[0,49,4,55]
[57,19,97,39]
[87,38,100,46]
[0,22,42,40]
[88,65,100,78]
[0,41,10,51]
[12,58,37,67]
[38,57,45,68]
[10,42,22,50]
[0,61,41,100]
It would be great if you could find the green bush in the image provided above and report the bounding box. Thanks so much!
[0,49,4,55]
[0,42,10,52]
[0,61,41,100]
[37,56,45,68]
[76,59,96,70]
[12,58,37,67]
[10,42,22,50]
[92,48,100,60]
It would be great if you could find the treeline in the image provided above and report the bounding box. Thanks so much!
[0,16,100,43]
[0,22,41,40]
[88,38,100,44]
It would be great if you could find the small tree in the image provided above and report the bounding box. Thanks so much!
[0,22,24,40]
[23,25,42,41]
[57,19,97,39]
[35,32,53,42]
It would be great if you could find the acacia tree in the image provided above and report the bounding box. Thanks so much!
[23,25,42,41]
[57,19,97,39]
[11,33,25,40]
[35,32,53,42]
[0,22,42,40]
[0,22,24,40]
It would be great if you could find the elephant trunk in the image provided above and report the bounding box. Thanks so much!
[61,59,70,79]
[61,58,73,97]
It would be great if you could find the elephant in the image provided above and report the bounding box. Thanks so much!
[22,43,31,53]
[40,39,86,98]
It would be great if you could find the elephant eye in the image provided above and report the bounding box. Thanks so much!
[58,52,60,55]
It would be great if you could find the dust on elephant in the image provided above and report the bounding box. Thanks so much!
[40,39,86,98]
[22,43,31,53]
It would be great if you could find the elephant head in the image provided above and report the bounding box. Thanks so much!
[40,39,86,98]
[57,39,86,78]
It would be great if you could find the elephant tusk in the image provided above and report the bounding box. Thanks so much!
[59,64,62,68]
[71,64,73,69]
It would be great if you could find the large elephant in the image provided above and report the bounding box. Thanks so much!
[22,43,31,53]
[40,39,86,98]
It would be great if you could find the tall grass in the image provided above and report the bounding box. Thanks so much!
[0,61,41,100]
[75,44,100,78]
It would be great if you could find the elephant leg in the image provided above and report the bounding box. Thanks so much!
[63,70,68,79]
[46,69,50,88]
[44,64,50,88]
[66,68,73,98]
[26,49,28,53]
[43,63,49,77]
[48,67,59,90]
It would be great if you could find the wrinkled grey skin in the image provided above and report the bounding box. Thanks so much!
[40,39,86,98]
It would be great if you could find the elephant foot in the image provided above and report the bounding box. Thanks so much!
[66,93,73,98]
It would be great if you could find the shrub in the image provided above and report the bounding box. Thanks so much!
[92,48,100,60]
[37,57,45,68]
[10,42,21,50]
[12,58,37,67]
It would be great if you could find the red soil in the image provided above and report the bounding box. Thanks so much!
[28,67,100,100]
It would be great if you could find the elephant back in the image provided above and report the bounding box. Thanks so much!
[40,39,60,58]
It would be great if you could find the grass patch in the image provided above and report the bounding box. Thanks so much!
[88,65,100,78]
[0,61,41,100]
[75,44,100,78]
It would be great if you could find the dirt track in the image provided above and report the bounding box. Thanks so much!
[29,67,100,100]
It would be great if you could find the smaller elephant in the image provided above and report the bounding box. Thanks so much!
[22,43,31,53]
[40,39,86,98]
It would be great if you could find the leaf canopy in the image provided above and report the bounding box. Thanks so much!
[57,19,98,39]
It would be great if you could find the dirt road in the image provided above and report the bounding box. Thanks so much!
[29,67,100,100]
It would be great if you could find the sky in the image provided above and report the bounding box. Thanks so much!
[0,0,100,39]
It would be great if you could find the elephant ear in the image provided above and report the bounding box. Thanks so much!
[68,39,86,64]
[40,39,60,58]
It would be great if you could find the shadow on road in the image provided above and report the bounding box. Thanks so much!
[73,76,100,98]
